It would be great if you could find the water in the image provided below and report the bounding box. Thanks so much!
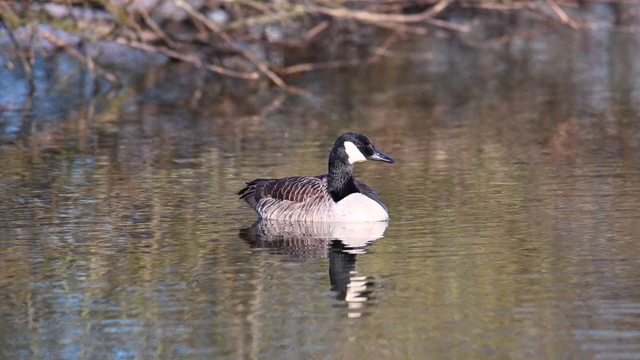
[2,24,640,359]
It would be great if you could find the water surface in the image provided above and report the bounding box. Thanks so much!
[1,25,640,359]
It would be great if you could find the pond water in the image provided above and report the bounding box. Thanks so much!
[2,23,640,359]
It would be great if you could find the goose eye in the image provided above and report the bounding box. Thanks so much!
[362,145,374,157]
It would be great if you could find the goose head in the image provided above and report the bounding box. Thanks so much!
[334,132,395,165]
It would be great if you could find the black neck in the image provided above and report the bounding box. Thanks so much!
[327,147,360,202]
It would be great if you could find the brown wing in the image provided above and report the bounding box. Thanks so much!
[238,176,328,209]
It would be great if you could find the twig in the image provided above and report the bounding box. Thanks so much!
[359,17,430,35]
[114,38,260,80]
[303,20,329,42]
[139,9,177,47]
[520,2,581,27]
[278,58,362,75]
[369,31,399,63]
[425,0,456,18]
[3,20,34,83]
[460,22,559,49]
[278,31,399,76]
[310,0,456,24]
[309,1,469,32]
[460,0,581,29]
[232,0,275,14]
[174,0,306,94]
[38,28,121,85]
[225,6,307,30]
[458,3,530,11]
[425,18,469,33]
[546,0,581,29]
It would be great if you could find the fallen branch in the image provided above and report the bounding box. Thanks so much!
[311,0,453,23]
[113,38,260,80]
[278,31,399,75]
[546,0,581,29]
[38,28,121,85]
[225,5,308,30]
[174,0,307,94]
[139,9,177,47]
[309,1,469,32]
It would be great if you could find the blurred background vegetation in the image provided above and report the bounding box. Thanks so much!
[2,0,637,92]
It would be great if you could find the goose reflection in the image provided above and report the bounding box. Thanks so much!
[239,220,388,316]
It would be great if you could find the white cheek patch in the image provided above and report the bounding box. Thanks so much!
[344,141,367,164]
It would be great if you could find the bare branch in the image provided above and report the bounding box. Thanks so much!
[113,38,260,80]
[174,0,306,94]
[546,0,581,29]
[38,28,121,85]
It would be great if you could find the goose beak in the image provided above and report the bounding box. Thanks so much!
[368,147,395,164]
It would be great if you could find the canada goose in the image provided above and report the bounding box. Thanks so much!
[238,132,395,222]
